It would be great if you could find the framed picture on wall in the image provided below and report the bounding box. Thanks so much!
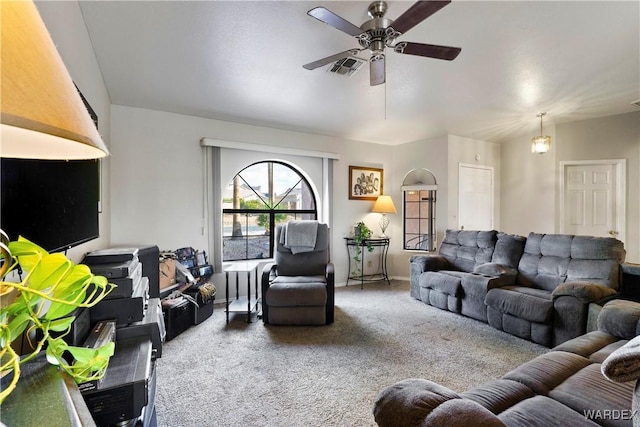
[349,165,383,201]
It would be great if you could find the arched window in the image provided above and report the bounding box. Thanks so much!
[222,161,317,261]
[402,168,437,252]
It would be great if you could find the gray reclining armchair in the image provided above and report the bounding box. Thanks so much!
[261,221,334,325]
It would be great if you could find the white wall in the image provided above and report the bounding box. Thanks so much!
[36,1,112,262]
[109,106,396,298]
[556,112,640,262]
[500,113,639,263]
[391,136,448,277]
[500,126,557,236]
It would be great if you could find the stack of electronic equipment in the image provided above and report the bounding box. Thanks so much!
[160,247,215,341]
[80,246,166,427]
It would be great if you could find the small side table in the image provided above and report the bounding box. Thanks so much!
[345,237,390,289]
[224,261,261,324]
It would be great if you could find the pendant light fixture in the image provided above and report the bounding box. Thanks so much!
[531,112,551,154]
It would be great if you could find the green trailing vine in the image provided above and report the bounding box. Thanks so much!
[352,222,374,276]
[0,236,115,403]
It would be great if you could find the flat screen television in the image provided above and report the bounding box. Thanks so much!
[1,158,100,253]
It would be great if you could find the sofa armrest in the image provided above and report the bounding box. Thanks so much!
[410,255,451,299]
[597,299,640,339]
[551,281,617,303]
[373,379,504,427]
[473,263,518,285]
[326,262,335,323]
[410,255,450,273]
[261,263,277,324]
[326,262,335,277]
[261,262,277,285]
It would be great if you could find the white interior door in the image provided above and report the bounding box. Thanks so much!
[561,160,626,241]
[458,164,494,230]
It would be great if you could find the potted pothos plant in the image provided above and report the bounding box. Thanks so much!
[352,222,374,276]
[0,235,115,404]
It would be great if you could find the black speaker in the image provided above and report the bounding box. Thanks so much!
[137,245,160,298]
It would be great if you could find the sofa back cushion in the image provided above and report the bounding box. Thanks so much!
[517,233,626,291]
[439,229,497,272]
[274,223,330,276]
[492,232,527,269]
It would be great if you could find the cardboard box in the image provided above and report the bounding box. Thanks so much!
[159,258,176,290]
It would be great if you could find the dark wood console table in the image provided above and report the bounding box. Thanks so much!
[344,237,390,288]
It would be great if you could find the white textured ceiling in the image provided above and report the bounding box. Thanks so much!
[77,1,640,145]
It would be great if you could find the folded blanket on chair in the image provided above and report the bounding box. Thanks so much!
[601,335,640,383]
[281,221,318,254]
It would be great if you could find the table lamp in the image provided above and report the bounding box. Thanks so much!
[371,195,396,238]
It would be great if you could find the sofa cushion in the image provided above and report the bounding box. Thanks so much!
[420,271,462,296]
[589,341,629,364]
[439,229,497,272]
[424,399,505,427]
[485,287,553,323]
[460,379,535,415]
[498,395,602,427]
[571,235,626,261]
[265,280,326,307]
[502,351,591,395]
[553,330,622,359]
[549,364,635,427]
[492,232,526,269]
[517,233,625,293]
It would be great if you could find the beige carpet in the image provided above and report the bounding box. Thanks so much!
[155,280,547,426]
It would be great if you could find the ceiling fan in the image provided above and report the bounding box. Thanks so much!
[303,0,461,86]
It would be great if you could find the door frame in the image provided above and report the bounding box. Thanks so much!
[559,159,626,243]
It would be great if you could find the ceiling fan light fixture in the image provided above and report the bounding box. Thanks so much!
[303,0,461,86]
[531,112,551,154]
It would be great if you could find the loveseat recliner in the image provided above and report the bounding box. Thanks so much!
[410,230,526,323]
[373,299,640,427]
[486,232,626,346]
[410,229,626,346]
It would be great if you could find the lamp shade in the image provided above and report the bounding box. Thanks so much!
[1,1,108,159]
[372,195,397,214]
[531,135,551,154]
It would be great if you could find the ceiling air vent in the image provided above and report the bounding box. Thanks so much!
[328,56,365,77]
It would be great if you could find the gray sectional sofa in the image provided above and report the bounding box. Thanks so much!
[410,229,626,347]
[373,299,640,427]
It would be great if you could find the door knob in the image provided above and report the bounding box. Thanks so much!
[609,230,619,236]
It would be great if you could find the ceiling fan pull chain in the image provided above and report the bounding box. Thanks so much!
[384,81,387,121]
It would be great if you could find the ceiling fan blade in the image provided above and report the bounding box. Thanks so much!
[370,54,385,86]
[307,7,364,37]
[303,50,359,70]
[391,0,451,35]
[394,42,461,61]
